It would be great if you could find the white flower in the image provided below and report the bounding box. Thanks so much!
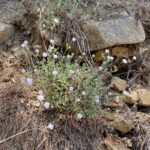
[69,86,74,91]
[70,70,75,74]
[44,102,50,109]
[77,113,83,120]
[42,52,48,57]
[72,37,76,42]
[37,94,45,101]
[34,69,37,72]
[95,95,100,103]
[75,98,80,102]
[52,70,58,75]
[47,123,54,130]
[21,40,28,48]
[67,55,71,59]
[53,18,59,24]
[123,90,129,96]
[26,77,33,86]
[107,56,114,61]
[82,91,87,96]
[82,52,86,56]
[38,90,44,95]
[53,54,58,59]
[132,56,137,60]
[92,54,95,58]
[98,66,103,71]
[50,39,55,44]
[122,59,128,64]
[35,49,39,54]
[105,49,110,54]
[21,69,26,73]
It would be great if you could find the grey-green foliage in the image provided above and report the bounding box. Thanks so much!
[36,47,104,120]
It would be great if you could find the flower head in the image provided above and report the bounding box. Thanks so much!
[69,86,74,91]
[122,59,128,64]
[50,39,55,44]
[72,37,76,42]
[47,123,54,130]
[95,95,100,103]
[75,98,80,102]
[44,102,50,109]
[42,52,48,57]
[37,94,45,101]
[52,70,58,75]
[132,56,137,60]
[53,18,59,24]
[77,113,83,120]
[53,54,58,59]
[82,91,87,96]
[26,77,33,86]
[38,90,44,95]
[105,49,110,54]
[21,40,28,48]
[70,70,75,74]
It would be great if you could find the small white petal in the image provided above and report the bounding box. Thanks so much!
[42,52,48,57]
[98,66,103,71]
[92,54,95,58]
[72,37,76,42]
[70,70,75,74]
[44,102,50,109]
[53,54,58,59]
[35,49,40,54]
[95,95,100,103]
[52,70,58,75]
[38,90,44,95]
[37,94,45,101]
[75,98,80,102]
[122,59,128,64]
[50,39,55,44]
[132,56,137,60]
[69,86,74,91]
[26,78,33,86]
[47,123,54,130]
[82,91,86,96]
[105,49,110,54]
[53,18,59,24]
[77,113,83,120]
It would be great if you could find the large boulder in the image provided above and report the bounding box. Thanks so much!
[0,22,15,43]
[83,16,146,51]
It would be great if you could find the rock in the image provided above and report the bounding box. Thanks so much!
[0,22,15,43]
[101,134,129,150]
[113,113,132,134]
[114,119,132,134]
[111,77,127,91]
[123,89,150,107]
[83,16,145,51]
[112,46,137,58]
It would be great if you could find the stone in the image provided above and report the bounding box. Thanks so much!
[113,113,132,134]
[111,77,127,91]
[112,46,137,58]
[92,50,105,62]
[83,16,145,51]
[0,22,15,43]
[101,134,129,150]
[123,89,150,107]
[114,119,132,134]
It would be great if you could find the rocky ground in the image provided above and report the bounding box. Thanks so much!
[0,0,150,150]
